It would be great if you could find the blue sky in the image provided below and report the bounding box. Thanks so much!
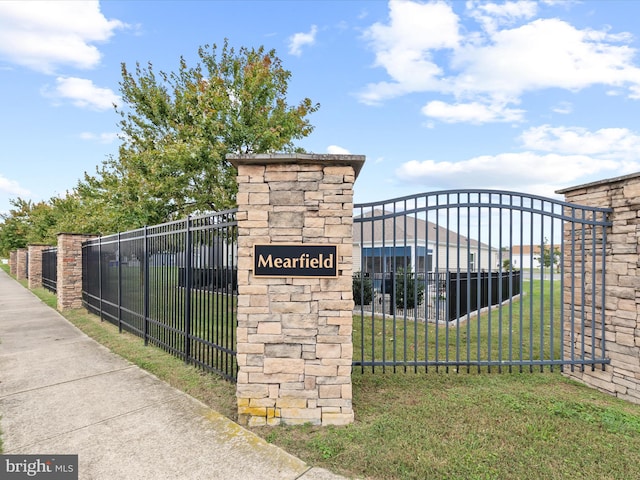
[2,0,640,216]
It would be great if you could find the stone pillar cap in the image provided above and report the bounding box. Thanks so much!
[557,171,640,194]
[227,153,366,180]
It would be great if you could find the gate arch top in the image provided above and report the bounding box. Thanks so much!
[355,189,612,225]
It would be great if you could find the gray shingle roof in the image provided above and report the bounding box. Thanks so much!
[353,209,489,249]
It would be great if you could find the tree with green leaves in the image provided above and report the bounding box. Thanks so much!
[0,193,109,256]
[0,199,58,256]
[540,237,561,271]
[0,208,28,257]
[81,40,319,225]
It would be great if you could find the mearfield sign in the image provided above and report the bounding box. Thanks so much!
[253,244,338,277]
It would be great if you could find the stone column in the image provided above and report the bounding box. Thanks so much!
[16,248,28,280]
[9,250,17,276]
[558,172,640,404]
[57,233,96,311]
[229,153,365,427]
[28,244,51,289]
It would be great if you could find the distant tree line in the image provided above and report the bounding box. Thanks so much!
[0,40,319,257]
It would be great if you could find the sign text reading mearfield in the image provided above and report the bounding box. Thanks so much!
[254,244,338,277]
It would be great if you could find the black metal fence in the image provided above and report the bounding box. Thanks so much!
[82,211,238,381]
[353,190,611,373]
[42,247,57,294]
[445,270,522,322]
[354,270,521,323]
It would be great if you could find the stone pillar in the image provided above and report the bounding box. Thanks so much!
[558,172,640,404]
[57,234,96,311]
[9,250,17,276]
[28,245,51,289]
[229,153,365,427]
[16,248,28,280]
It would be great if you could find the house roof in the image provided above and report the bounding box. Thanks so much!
[353,209,491,250]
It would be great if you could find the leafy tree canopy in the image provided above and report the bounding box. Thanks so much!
[0,199,56,256]
[81,40,319,225]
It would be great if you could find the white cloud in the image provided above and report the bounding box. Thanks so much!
[0,175,30,196]
[395,123,640,196]
[359,81,414,106]
[451,18,640,98]
[288,25,318,56]
[422,100,524,123]
[327,145,351,155]
[395,152,632,195]
[80,132,119,144]
[520,125,640,158]
[467,0,538,33]
[360,1,640,123]
[366,1,460,52]
[359,0,460,105]
[473,0,538,20]
[551,102,572,114]
[0,0,125,74]
[44,77,119,111]
[541,0,577,5]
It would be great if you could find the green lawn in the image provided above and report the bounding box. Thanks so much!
[258,371,640,480]
[354,279,566,373]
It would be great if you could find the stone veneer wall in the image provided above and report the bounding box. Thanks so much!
[9,250,17,276]
[57,234,96,311]
[558,172,640,404]
[230,154,365,427]
[16,248,28,280]
[28,245,50,290]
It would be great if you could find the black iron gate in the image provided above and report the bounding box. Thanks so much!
[353,190,611,373]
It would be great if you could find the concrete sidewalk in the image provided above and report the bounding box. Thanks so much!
[0,270,347,480]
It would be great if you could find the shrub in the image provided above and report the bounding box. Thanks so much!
[395,266,425,309]
[353,273,373,305]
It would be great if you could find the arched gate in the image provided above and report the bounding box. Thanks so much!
[353,190,611,373]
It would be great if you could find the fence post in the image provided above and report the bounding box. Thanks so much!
[118,232,122,333]
[27,244,50,290]
[184,217,192,363]
[389,270,396,316]
[9,250,17,276]
[98,236,103,321]
[57,234,98,311]
[143,226,149,345]
[230,153,365,427]
[557,174,640,403]
[16,248,27,280]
